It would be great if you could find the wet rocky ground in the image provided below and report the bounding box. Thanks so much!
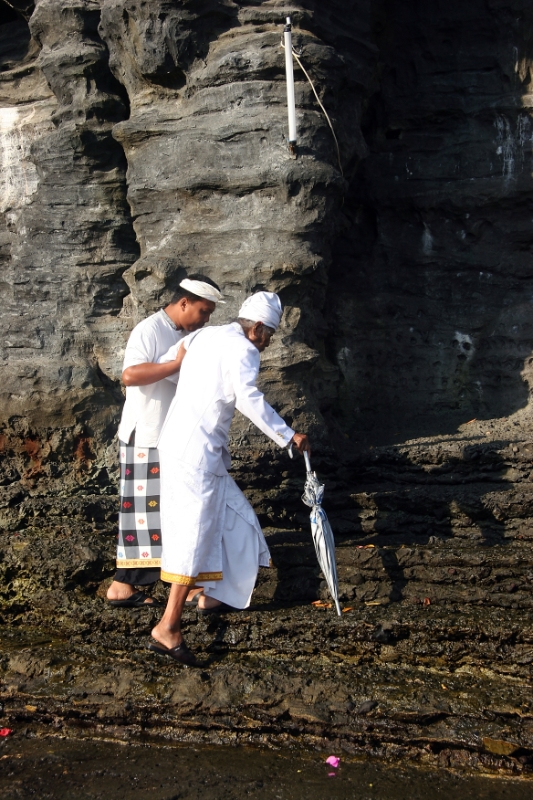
[1,736,532,800]
[1,418,533,780]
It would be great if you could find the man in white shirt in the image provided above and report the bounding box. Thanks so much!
[107,275,224,608]
[148,292,310,664]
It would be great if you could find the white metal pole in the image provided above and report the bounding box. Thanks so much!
[284,16,297,145]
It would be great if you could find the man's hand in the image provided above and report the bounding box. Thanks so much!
[122,359,182,387]
[122,341,188,386]
[291,432,311,455]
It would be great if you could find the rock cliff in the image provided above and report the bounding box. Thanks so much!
[3,0,533,499]
[2,2,533,504]
[331,0,533,440]
[0,0,378,529]
[2,0,533,770]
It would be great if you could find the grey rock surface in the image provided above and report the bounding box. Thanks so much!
[1,1,532,488]
[0,0,379,531]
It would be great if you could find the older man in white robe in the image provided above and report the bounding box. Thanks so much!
[150,291,310,665]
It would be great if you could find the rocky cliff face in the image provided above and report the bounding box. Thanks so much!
[0,1,377,529]
[1,2,533,566]
[3,0,533,770]
[331,0,533,440]
[0,0,137,534]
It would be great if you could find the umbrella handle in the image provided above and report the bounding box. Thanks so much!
[304,450,312,473]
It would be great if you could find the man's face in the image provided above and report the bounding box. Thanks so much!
[179,297,216,331]
[249,322,275,352]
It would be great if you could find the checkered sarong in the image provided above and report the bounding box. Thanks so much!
[117,439,162,568]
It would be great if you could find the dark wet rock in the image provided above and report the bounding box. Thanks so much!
[356,700,378,715]
[3,737,533,800]
[372,626,392,644]
[2,514,533,768]
[2,428,533,772]
[2,599,533,775]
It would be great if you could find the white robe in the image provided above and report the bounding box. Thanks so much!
[158,323,295,606]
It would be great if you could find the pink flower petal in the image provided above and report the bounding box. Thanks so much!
[0,728,13,737]
[326,756,340,768]
[328,772,336,777]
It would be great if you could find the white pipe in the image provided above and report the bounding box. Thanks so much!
[284,16,297,144]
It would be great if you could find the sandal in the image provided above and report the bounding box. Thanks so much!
[147,638,199,667]
[108,591,162,608]
[197,602,239,616]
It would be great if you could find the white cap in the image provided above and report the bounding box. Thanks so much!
[238,291,283,330]
[180,278,225,303]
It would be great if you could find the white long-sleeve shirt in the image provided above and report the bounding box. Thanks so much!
[157,323,294,475]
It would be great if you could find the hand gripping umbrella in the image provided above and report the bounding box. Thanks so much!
[301,451,342,616]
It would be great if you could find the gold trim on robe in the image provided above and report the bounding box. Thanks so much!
[116,558,161,568]
[160,570,223,585]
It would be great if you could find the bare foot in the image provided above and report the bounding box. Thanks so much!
[106,580,136,601]
[151,623,184,651]
[197,595,222,610]
[187,586,204,603]
[106,581,157,604]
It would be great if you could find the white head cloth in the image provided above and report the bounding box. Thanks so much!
[238,291,283,330]
[180,278,225,303]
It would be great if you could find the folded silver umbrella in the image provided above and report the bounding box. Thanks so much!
[301,451,342,616]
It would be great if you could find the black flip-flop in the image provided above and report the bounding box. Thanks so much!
[197,602,239,616]
[147,638,199,667]
[108,591,162,608]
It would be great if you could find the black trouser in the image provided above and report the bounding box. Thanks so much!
[114,567,160,586]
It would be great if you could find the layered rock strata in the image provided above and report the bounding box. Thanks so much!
[1,0,137,529]
[2,0,533,518]
[1,0,533,770]
[1,0,376,529]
